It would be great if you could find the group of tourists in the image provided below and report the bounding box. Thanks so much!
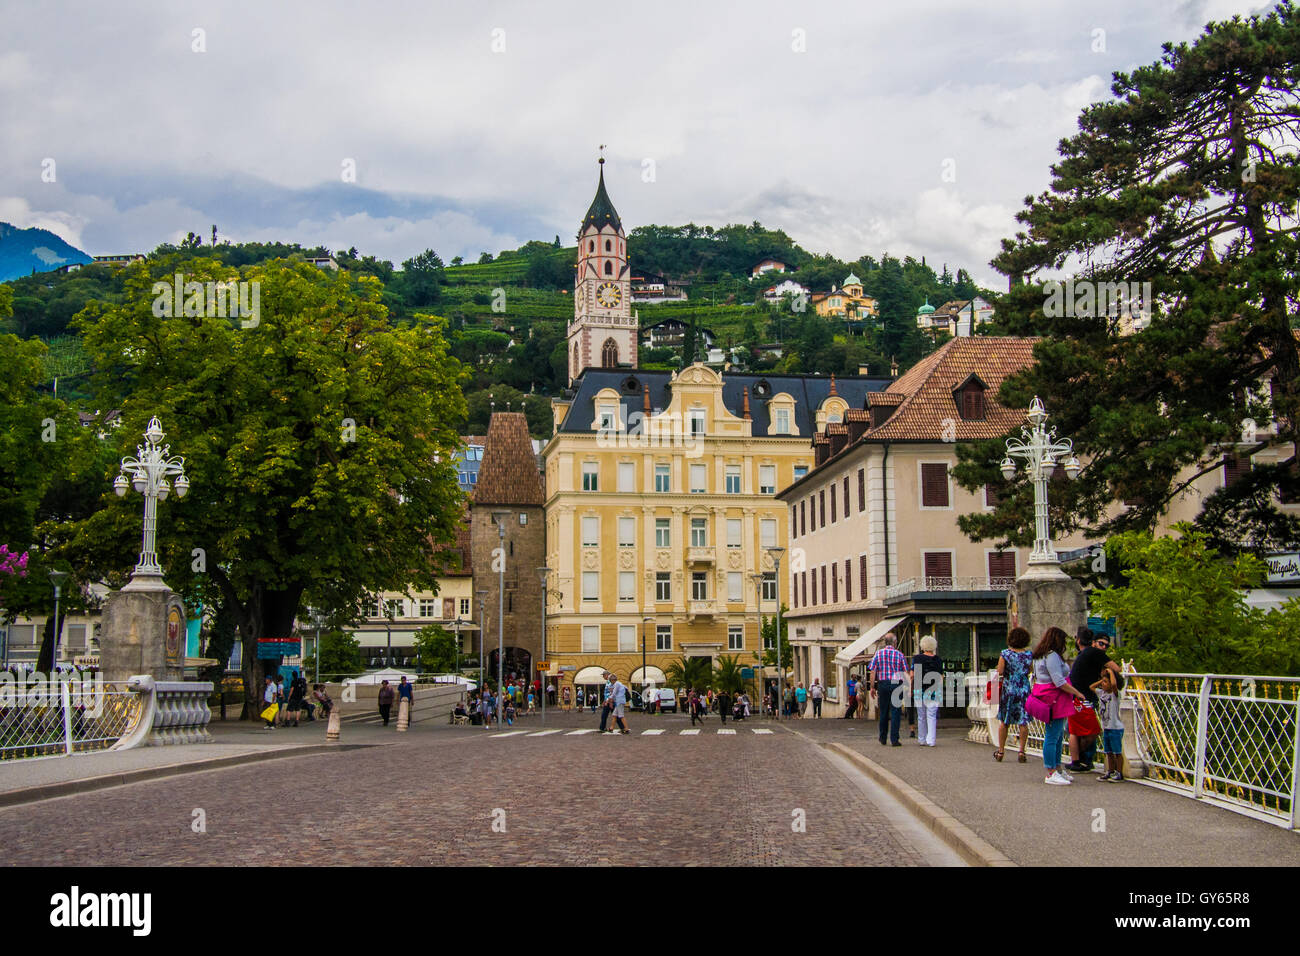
[260,671,332,729]
[994,625,1124,785]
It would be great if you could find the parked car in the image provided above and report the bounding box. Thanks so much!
[654,688,678,713]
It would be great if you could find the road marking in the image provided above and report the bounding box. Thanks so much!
[490,731,530,738]
[717,729,736,735]
[641,729,665,735]
[680,729,700,735]
[566,729,598,735]
[752,728,774,734]
[527,729,562,736]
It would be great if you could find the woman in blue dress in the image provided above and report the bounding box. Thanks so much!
[993,626,1033,762]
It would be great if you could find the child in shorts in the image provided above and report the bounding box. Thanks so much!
[1091,668,1125,782]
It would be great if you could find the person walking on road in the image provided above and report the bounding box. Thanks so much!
[868,633,909,746]
[608,674,630,734]
[1067,628,1118,773]
[716,689,732,725]
[810,679,824,718]
[1029,626,1088,785]
[397,676,414,721]
[795,682,808,717]
[598,672,614,733]
[377,679,395,726]
[478,690,493,729]
[285,672,305,727]
[993,627,1033,763]
[261,676,278,729]
[844,674,858,718]
[909,636,943,746]
[688,688,702,725]
[856,676,869,720]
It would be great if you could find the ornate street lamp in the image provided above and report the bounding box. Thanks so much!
[1000,396,1081,577]
[765,546,785,719]
[115,416,188,586]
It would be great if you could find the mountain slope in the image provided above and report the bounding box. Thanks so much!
[0,222,93,282]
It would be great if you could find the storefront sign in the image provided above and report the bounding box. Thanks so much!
[256,637,300,659]
[1266,552,1300,584]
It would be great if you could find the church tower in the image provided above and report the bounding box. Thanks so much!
[568,155,636,384]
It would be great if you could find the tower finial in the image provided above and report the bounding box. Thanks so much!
[598,144,606,166]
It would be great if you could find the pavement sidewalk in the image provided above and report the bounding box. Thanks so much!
[788,720,1300,866]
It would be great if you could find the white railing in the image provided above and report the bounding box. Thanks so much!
[1124,671,1299,829]
[885,576,1015,600]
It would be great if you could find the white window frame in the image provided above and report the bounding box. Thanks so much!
[689,462,707,494]
[727,571,743,603]
[691,572,708,601]
[655,518,671,548]
[917,460,953,511]
[688,409,706,436]
[655,624,673,651]
[655,572,671,602]
[582,462,599,492]
[774,407,791,435]
[690,517,708,548]
[618,571,636,602]
[419,599,437,618]
[760,517,777,549]
[582,624,600,653]
[726,517,742,549]
[759,464,776,495]
[582,571,600,602]
[618,516,635,548]
[725,465,741,494]
[654,463,671,492]
[617,461,636,493]
[761,571,777,602]
[581,515,600,547]
[618,624,637,652]
[728,625,744,651]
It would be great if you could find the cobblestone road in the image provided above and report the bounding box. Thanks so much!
[0,714,959,866]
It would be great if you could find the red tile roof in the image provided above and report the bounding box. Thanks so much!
[862,336,1039,441]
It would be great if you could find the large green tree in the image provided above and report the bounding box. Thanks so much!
[957,5,1300,548]
[66,256,467,715]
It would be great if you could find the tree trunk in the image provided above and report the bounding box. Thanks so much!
[235,584,305,719]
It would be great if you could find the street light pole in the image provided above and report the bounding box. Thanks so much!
[476,589,489,695]
[113,416,189,584]
[1000,397,1080,577]
[537,567,550,725]
[48,570,69,677]
[765,547,785,720]
[310,608,324,685]
[492,512,509,704]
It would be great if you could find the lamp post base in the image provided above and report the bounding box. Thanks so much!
[100,585,186,683]
[1007,573,1086,641]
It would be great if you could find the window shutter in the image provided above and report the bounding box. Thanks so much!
[821,565,827,603]
[844,558,852,602]
[831,485,836,523]
[924,552,953,581]
[819,489,825,526]
[1224,453,1250,487]
[831,564,838,603]
[988,552,1016,581]
[858,468,866,512]
[860,554,868,597]
[921,463,949,507]
[843,476,850,517]
[984,483,1000,507]
[811,569,817,605]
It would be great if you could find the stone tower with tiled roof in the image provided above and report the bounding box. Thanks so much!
[470,413,546,683]
[568,156,636,385]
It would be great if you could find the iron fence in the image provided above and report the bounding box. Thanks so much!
[1125,672,1299,828]
[0,678,143,760]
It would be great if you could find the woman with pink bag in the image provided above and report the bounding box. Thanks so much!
[1026,626,1088,785]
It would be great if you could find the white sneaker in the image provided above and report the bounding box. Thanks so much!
[1045,772,1073,785]
[1057,768,1074,781]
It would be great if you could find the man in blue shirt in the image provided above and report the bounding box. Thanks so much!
[608,674,630,735]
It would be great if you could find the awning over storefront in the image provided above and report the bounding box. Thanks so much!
[833,617,906,667]
[630,666,667,685]
[1245,588,1299,611]
[572,666,608,684]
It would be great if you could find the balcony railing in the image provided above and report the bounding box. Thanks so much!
[884,576,1015,601]
[686,547,715,564]
[687,600,716,618]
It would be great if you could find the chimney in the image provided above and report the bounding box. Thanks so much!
[643,383,650,416]
[858,365,870,376]
[742,386,751,421]
[846,409,870,444]
[828,425,848,457]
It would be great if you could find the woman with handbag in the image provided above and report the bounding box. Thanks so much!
[1026,626,1087,785]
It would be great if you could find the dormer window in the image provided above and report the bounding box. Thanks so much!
[774,408,790,434]
[953,374,988,421]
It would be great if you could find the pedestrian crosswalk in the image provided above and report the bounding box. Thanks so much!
[485,727,775,739]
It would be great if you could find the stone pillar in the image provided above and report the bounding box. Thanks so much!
[326,708,341,741]
[1007,570,1086,645]
[396,697,410,732]
[99,576,185,683]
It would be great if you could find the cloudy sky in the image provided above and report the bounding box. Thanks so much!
[0,0,1275,286]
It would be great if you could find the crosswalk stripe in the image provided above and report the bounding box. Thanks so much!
[565,729,597,735]
[717,729,736,735]
[680,729,700,735]
[527,729,562,736]
[490,731,530,738]
[752,728,774,734]
[641,729,665,735]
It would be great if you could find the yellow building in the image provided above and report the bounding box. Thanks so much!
[543,364,889,700]
[812,273,879,323]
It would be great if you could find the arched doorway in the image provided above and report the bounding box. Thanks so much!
[488,647,533,686]
[601,338,618,368]
[573,664,609,713]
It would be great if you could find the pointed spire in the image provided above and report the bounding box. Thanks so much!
[643,382,651,416]
[582,152,623,233]
[742,387,751,421]
[828,374,838,397]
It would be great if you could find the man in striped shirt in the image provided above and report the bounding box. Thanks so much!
[868,633,908,746]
